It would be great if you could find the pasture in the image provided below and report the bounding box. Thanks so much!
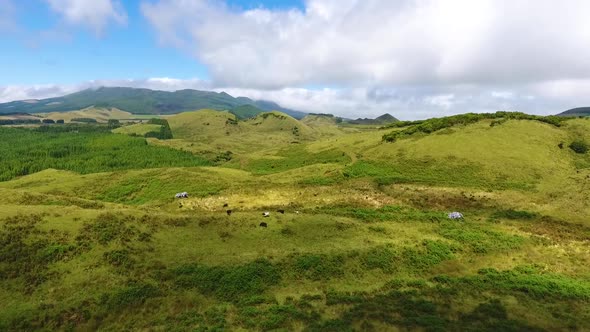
[0,111,589,331]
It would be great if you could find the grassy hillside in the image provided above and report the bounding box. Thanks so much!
[112,123,162,136]
[39,107,134,123]
[0,113,589,331]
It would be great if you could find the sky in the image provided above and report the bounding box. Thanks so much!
[1,0,589,119]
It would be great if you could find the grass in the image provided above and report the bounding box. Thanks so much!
[1,115,590,330]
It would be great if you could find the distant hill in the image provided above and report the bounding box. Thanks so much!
[347,113,398,125]
[557,107,590,117]
[229,105,265,119]
[0,87,307,119]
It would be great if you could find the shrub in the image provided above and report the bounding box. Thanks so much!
[402,240,454,270]
[569,140,588,154]
[103,281,160,309]
[491,209,538,220]
[361,246,397,272]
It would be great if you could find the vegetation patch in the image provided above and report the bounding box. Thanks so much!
[402,240,455,270]
[0,126,210,181]
[144,118,173,139]
[313,204,446,223]
[102,281,160,309]
[76,213,139,246]
[172,259,281,302]
[343,159,527,190]
[361,246,398,272]
[287,253,346,280]
[434,266,590,300]
[0,214,76,293]
[569,140,588,154]
[490,209,539,220]
[242,145,350,175]
[438,223,524,254]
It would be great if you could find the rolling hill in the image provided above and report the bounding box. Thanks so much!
[0,112,589,331]
[0,87,307,119]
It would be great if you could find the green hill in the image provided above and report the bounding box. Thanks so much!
[347,113,399,125]
[0,87,307,118]
[0,112,589,331]
[557,107,590,117]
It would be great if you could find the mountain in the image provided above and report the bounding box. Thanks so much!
[347,113,399,125]
[0,87,307,119]
[557,107,590,117]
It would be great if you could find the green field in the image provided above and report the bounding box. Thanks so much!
[0,111,589,331]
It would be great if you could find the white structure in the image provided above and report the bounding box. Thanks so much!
[448,212,463,219]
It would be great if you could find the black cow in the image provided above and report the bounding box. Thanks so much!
[277,209,285,214]
[223,203,229,208]
[227,210,232,216]
[259,222,268,228]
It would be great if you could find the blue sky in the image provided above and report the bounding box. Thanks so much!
[2,0,302,85]
[1,0,589,119]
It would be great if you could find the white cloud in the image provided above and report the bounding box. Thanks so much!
[141,0,590,90]
[0,78,209,104]
[45,0,127,35]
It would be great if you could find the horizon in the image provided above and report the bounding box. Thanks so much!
[1,0,590,120]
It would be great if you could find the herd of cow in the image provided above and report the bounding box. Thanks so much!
[176,192,464,225]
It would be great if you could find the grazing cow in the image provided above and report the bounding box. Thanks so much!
[259,222,268,228]
[175,192,189,199]
[226,210,232,216]
[223,203,229,208]
[448,212,464,219]
[277,209,285,214]
[262,212,270,217]
[295,211,300,214]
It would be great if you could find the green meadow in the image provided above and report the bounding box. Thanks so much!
[0,111,589,331]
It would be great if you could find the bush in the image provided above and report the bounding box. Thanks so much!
[491,209,538,220]
[569,140,588,154]
[361,246,397,272]
[103,281,160,309]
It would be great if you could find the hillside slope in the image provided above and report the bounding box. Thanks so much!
[0,115,589,331]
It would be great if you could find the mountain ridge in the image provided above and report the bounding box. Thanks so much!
[557,107,590,117]
[0,86,307,119]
